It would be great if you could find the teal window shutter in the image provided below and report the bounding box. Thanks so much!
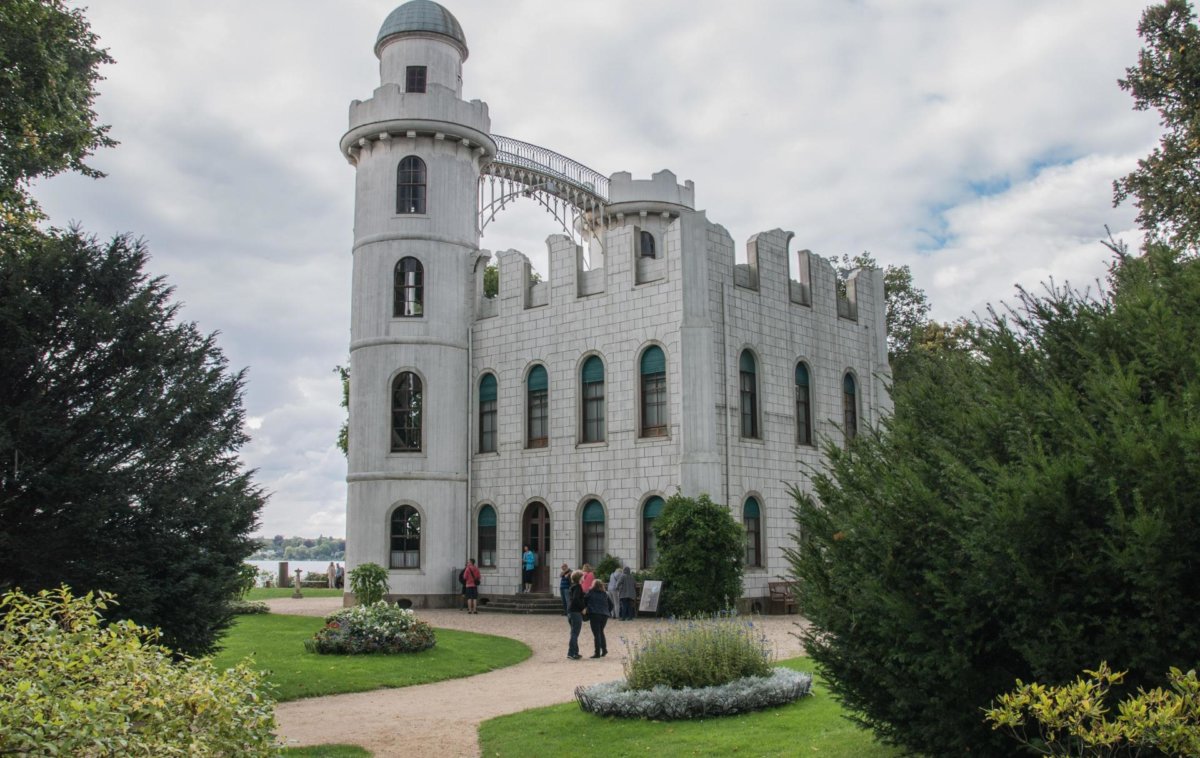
[795,363,809,386]
[740,350,756,374]
[582,500,605,523]
[528,365,548,391]
[744,497,760,519]
[581,355,604,383]
[643,496,664,519]
[640,346,665,375]
[478,504,497,527]
[479,373,497,402]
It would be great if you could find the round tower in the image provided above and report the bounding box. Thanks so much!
[340,0,495,606]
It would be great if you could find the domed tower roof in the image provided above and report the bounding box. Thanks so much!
[375,0,468,59]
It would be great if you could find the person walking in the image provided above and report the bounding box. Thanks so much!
[461,558,482,614]
[616,566,636,620]
[558,563,571,615]
[585,579,612,658]
[566,570,586,660]
[522,545,535,593]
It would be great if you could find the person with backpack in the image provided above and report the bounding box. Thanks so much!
[461,558,482,614]
[584,578,613,658]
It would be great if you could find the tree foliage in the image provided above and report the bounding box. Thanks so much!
[334,363,349,455]
[0,230,265,655]
[789,244,1200,756]
[0,0,115,215]
[1114,0,1200,253]
[829,252,933,362]
[0,586,276,756]
[653,493,744,615]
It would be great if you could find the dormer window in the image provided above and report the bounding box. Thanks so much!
[405,66,427,93]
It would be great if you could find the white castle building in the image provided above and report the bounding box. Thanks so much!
[341,0,892,607]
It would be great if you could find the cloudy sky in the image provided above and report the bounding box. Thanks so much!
[38,0,1158,538]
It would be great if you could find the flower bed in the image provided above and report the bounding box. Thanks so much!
[303,601,436,655]
[575,668,812,719]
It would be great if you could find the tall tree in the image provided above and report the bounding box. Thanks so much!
[0,230,265,656]
[653,493,744,615]
[829,252,932,362]
[1114,0,1200,252]
[0,0,115,215]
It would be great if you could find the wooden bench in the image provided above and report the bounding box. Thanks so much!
[768,581,798,615]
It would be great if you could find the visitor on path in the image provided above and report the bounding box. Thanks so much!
[606,575,620,623]
[326,562,336,589]
[566,570,585,660]
[461,558,482,614]
[522,546,535,593]
[584,579,612,658]
[580,563,595,593]
[335,564,344,589]
[558,563,571,615]
[616,566,636,620]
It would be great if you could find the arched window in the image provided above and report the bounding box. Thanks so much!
[581,356,605,443]
[739,350,759,439]
[639,230,656,258]
[582,500,605,567]
[527,365,548,448]
[477,505,497,568]
[795,362,812,446]
[391,372,422,452]
[396,156,426,214]
[843,373,858,443]
[642,496,664,568]
[640,346,667,437]
[394,257,424,317]
[478,373,497,453]
[743,497,762,568]
[389,505,420,568]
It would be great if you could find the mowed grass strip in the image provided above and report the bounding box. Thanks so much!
[212,613,531,701]
[477,657,901,758]
[246,587,343,600]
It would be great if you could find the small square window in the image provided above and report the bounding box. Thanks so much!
[406,66,427,93]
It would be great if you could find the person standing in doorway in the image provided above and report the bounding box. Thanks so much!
[558,563,571,615]
[585,579,612,658]
[522,545,535,593]
[566,570,585,659]
[462,558,482,614]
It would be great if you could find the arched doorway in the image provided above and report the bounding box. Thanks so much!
[521,501,551,592]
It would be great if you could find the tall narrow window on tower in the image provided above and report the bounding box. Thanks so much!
[391,372,423,452]
[739,350,759,439]
[478,373,497,453]
[640,346,667,437]
[405,65,427,93]
[642,495,664,568]
[581,356,605,443]
[843,373,858,443]
[795,362,812,446]
[394,256,424,317]
[396,156,427,214]
[526,365,548,448]
[389,505,420,568]
[743,497,762,567]
[639,230,656,258]
[477,505,497,568]
[582,500,606,567]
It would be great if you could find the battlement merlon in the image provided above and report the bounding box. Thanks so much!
[341,85,495,163]
[607,170,695,217]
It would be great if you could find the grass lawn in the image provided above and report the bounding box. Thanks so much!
[477,657,901,758]
[281,746,371,757]
[211,613,530,701]
[246,587,343,600]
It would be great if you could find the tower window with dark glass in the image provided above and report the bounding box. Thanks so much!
[396,155,426,214]
[391,372,422,452]
[394,256,423,317]
[390,505,420,568]
[405,65,427,93]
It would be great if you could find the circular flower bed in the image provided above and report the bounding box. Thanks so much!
[303,601,436,654]
[575,668,812,720]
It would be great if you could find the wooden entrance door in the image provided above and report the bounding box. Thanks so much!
[522,502,551,592]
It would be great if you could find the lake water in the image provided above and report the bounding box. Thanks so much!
[247,559,344,586]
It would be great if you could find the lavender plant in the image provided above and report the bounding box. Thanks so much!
[623,615,773,690]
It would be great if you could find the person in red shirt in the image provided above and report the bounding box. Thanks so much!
[462,558,482,614]
[580,563,596,593]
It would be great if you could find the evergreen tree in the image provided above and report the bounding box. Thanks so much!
[788,243,1200,755]
[653,493,744,615]
[0,229,264,655]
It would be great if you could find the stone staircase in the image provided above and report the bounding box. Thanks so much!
[476,592,562,615]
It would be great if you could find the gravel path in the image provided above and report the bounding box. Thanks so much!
[266,597,809,758]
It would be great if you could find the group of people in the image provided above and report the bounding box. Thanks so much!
[559,562,638,660]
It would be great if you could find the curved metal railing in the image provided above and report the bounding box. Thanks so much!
[487,134,609,203]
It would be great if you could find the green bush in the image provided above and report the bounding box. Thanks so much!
[229,599,270,615]
[985,662,1200,756]
[303,601,436,655]
[788,243,1200,755]
[237,563,260,598]
[0,586,275,756]
[623,615,773,691]
[653,493,744,615]
[595,553,621,581]
[348,562,389,605]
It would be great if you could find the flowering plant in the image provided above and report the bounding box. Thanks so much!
[303,601,436,655]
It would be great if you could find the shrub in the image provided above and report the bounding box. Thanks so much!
[229,599,269,615]
[304,601,436,655]
[576,667,812,720]
[595,553,621,581]
[348,562,389,605]
[985,662,1200,756]
[652,493,744,616]
[237,563,259,598]
[623,615,773,691]
[0,586,275,756]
